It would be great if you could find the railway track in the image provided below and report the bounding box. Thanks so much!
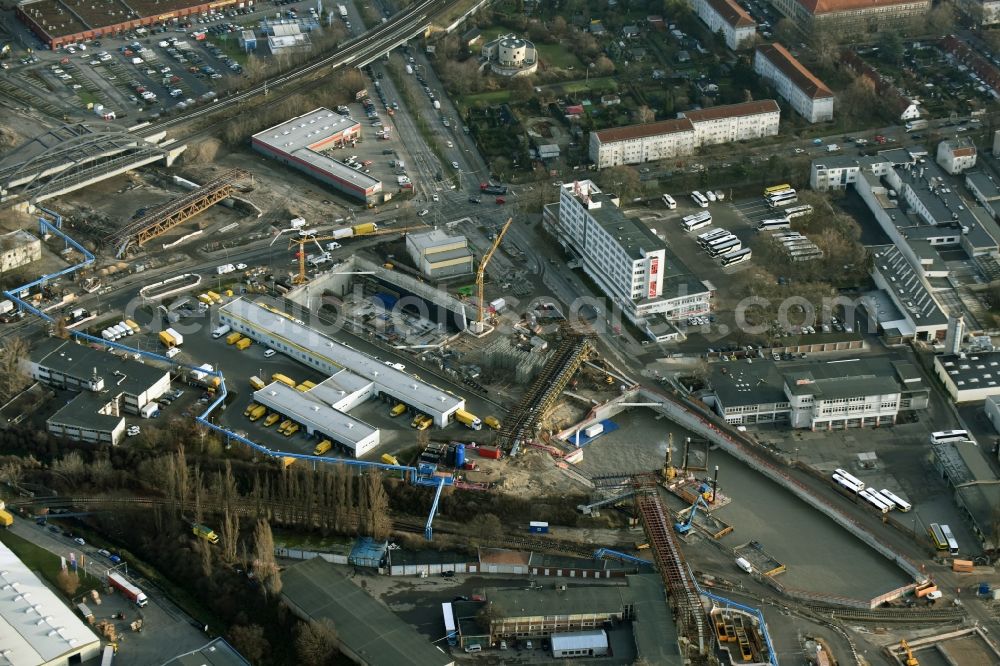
[804,604,967,624]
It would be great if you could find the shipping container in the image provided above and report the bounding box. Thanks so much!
[249,376,266,390]
[271,373,296,388]
[158,330,176,347]
[225,332,243,345]
[584,423,604,438]
[236,337,252,350]
[206,291,222,303]
[478,446,502,459]
[166,327,183,345]
[528,521,549,534]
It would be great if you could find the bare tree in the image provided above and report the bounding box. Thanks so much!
[469,513,502,542]
[636,105,655,124]
[0,336,30,400]
[361,471,391,541]
[295,618,339,665]
[253,519,281,596]
[228,624,269,663]
[57,569,80,596]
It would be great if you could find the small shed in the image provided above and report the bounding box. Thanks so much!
[529,521,549,534]
[76,602,95,624]
[551,630,609,658]
[538,144,560,159]
[348,537,388,568]
[240,30,257,50]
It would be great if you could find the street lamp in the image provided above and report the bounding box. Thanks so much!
[585,61,595,84]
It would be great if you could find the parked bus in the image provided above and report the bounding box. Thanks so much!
[764,184,792,197]
[859,489,890,514]
[930,430,970,444]
[720,248,752,266]
[697,228,728,243]
[834,468,865,490]
[871,490,897,511]
[708,239,742,256]
[879,489,911,512]
[691,191,709,208]
[767,191,798,208]
[757,218,790,231]
[928,523,949,551]
[785,204,814,219]
[941,524,959,555]
[683,218,712,232]
[706,234,737,250]
[832,473,862,493]
[662,194,677,209]
[683,210,712,226]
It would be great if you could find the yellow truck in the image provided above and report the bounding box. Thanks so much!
[352,222,378,235]
[226,332,242,345]
[250,376,266,390]
[243,402,259,417]
[314,440,332,456]
[389,403,406,417]
[484,416,502,430]
[248,405,267,421]
[295,383,310,392]
[0,509,13,528]
[455,409,483,430]
[381,453,400,465]
[282,456,297,468]
[158,330,176,348]
[284,423,300,437]
[206,291,222,304]
[277,419,293,434]
[124,319,140,334]
[272,373,296,388]
[264,412,281,426]
[236,337,252,350]
[197,293,214,305]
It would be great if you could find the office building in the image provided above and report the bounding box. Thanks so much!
[754,43,834,123]
[47,392,126,446]
[406,229,474,279]
[710,357,929,429]
[589,100,779,169]
[769,0,931,36]
[550,181,712,331]
[691,0,756,49]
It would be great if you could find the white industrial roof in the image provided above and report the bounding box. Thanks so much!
[551,629,609,652]
[254,382,377,447]
[0,540,101,665]
[223,299,465,418]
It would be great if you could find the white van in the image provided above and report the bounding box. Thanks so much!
[735,557,753,574]
[464,645,481,653]
[212,324,231,339]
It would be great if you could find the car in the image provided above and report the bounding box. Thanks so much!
[451,161,460,169]
[468,196,481,204]
[109,554,122,564]
[500,640,508,650]
[440,570,455,578]
[236,262,247,270]
[74,537,86,546]
[418,209,429,217]
[264,349,276,358]
[36,517,46,526]
[127,425,141,437]
[432,194,439,202]
[525,640,533,650]
[48,525,60,533]
[97,548,111,557]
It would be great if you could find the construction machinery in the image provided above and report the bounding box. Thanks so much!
[674,496,710,535]
[287,225,429,284]
[663,433,677,481]
[900,639,919,666]
[470,217,513,335]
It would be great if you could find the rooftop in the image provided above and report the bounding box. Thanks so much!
[870,245,948,328]
[487,584,629,618]
[48,391,123,431]
[408,229,469,253]
[966,172,1000,201]
[223,299,464,417]
[756,43,833,99]
[931,439,997,486]
[593,118,694,144]
[680,99,780,123]
[17,0,212,40]
[560,181,666,261]
[161,638,252,666]
[254,382,376,447]
[936,351,1000,396]
[793,0,929,16]
[704,0,756,27]
[282,557,454,666]
[625,574,682,664]
[0,539,101,665]
[31,338,170,396]
[551,630,608,651]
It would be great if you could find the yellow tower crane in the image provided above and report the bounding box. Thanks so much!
[472,217,513,334]
[287,225,430,284]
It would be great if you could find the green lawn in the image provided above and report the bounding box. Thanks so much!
[535,43,583,70]
[542,76,618,94]
[460,89,512,107]
[0,528,99,598]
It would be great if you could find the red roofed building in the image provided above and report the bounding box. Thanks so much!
[692,0,757,49]
[755,43,834,123]
[937,139,978,175]
[589,100,779,168]
[770,0,930,33]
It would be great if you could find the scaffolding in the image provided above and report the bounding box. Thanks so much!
[635,486,709,662]
[494,326,593,453]
[104,168,250,256]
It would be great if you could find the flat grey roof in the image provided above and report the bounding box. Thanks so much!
[281,557,455,666]
[317,369,376,396]
[870,245,948,326]
[408,229,467,252]
[561,182,664,261]
[223,299,464,417]
[32,338,169,397]
[425,247,474,264]
[931,439,997,486]
[288,147,381,190]
[161,638,251,666]
[624,574,682,664]
[48,392,122,431]
[966,171,1000,200]
[487,584,628,618]
[551,630,608,651]
[936,351,1000,394]
[0,540,101,665]
[254,382,376,446]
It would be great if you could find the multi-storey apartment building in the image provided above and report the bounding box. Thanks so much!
[589,100,779,169]
[550,181,712,332]
[754,43,834,123]
[691,0,757,49]
[769,0,931,35]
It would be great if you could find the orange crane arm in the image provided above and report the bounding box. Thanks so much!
[477,217,513,324]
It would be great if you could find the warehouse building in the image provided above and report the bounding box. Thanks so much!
[26,338,171,414]
[934,351,1000,402]
[47,392,126,445]
[710,357,929,428]
[0,230,41,272]
[769,0,930,36]
[406,229,474,279]
[754,43,834,123]
[549,180,712,331]
[251,108,382,204]
[163,638,251,666]
[589,100,780,169]
[691,0,756,50]
[17,0,247,49]
[0,539,102,665]
[253,376,379,456]
[220,298,464,426]
[930,439,1000,552]
[551,630,610,659]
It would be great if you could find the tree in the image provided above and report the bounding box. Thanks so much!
[773,18,799,46]
[925,3,956,35]
[253,519,281,597]
[469,513,502,542]
[295,618,339,665]
[228,624,269,663]
[596,166,643,200]
[636,105,655,124]
[877,31,904,65]
[592,55,614,76]
[361,471,391,541]
[0,336,30,400]
[56,569,80,596]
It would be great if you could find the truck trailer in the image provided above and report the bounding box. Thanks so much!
[454,409,482,430]
[192,523,220,544]
[107,572,149,607]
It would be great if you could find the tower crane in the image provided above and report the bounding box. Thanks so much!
[287,225,431,284]
[471,217,513,335]
[663,433,677,481]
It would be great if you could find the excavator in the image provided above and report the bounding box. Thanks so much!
[900,639,919,666]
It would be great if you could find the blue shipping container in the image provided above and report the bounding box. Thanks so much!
[529,521,549,534]
[373,292,398,310]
